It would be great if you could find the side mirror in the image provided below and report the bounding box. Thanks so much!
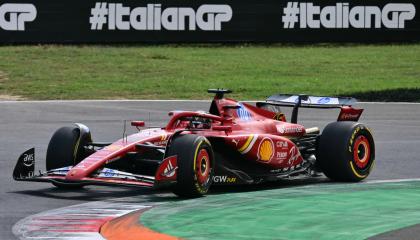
[212,125,232,132]
[223,105,241,110]
[131,121,145,127]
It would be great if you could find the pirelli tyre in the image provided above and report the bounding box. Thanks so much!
[46,126,91,189]
[317,122,375,182]
[166,135,214,198]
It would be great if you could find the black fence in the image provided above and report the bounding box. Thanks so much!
[1,0,419,43]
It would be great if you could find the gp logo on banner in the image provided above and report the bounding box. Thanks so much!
[0,3,36,31]
[282,2,416,29]
[1,0,420,43]
[89,3,232,31]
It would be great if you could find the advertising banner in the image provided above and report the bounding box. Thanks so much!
[0,0,419,43]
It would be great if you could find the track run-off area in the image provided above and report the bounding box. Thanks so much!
[1,100,420,240]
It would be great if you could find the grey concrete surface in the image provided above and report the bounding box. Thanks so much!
[1,101,420,239]
[368,223,420,240]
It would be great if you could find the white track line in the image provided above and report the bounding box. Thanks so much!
[365,178,420,184]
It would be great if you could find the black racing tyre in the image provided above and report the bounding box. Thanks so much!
[317,122,375,182]
[166,135,214,198]
[46,126,88,189]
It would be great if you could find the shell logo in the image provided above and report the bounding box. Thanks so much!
[258,138,274,162]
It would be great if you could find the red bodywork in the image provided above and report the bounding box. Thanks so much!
[65,98,306,183]
[14,93,364,188]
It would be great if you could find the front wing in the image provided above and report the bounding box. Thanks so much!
[13,148,156,188]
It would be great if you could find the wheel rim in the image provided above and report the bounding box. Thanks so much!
[353,135,371,169]
[196,149,211,184]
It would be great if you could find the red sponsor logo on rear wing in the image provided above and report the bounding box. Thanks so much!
[338,106,364,122]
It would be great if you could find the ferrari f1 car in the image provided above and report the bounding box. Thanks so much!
[13,89,375,197]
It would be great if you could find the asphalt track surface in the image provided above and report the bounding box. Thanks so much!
[1,100,420,240]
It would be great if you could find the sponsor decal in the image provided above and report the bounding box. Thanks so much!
[276,151,287,160]
[275,140,289,162]
[288,146,301,165]
[90,3,232,31]
[152,134,168,146]
[237,103,252,121]
[232,138,239,146]
[105,157,120,164]
[162,159,176,178]
[213,175,236,183]
[276,141,289,149]
[317,97,331,104]
[153,140,168,146]
[156,156,177,181]
[103,168,116,177]
[276,152,287,159]
[282,96,341,105]
[277,125,304,134]
[22,153,34,167]
[338,106,363,122]
[97,168,138,179]
[277,125,285,133]
[0,3,36,31]
[273,112,286,121]
[349,126,361,152]
[282,2,416,29]
[258,138,274,162]
[340,113,360,120]
[238,134,258,154]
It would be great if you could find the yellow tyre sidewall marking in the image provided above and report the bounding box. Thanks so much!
[349,161,367,179]
[193,140,204,171]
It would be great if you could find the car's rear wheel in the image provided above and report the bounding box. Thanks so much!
[46,126,90,189]
[317,122,375,182]
[166,135,214,198]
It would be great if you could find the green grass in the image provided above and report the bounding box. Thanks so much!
[0,44,419,100]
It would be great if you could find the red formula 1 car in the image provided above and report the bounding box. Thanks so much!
[13,89,375,197]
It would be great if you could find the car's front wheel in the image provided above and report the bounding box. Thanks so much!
[46,125,91,189]
[166,135,214,198]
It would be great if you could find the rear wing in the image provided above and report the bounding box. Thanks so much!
[257,94,362,123]
[262,94,357,108]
